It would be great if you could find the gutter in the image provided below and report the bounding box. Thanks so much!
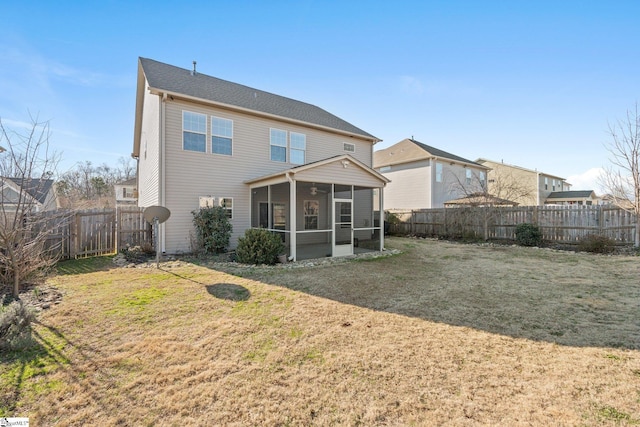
[160,93,167,253]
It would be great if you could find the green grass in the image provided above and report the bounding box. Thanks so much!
[55,255,115,275]
[0,326,70,416]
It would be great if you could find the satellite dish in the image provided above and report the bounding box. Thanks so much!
[143,206,171,224]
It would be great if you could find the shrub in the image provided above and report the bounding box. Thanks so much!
[515,223,542,247]
[192,206,232,254]
[578,234,616,254]
[235,228,285,265]
[0,300,36,351]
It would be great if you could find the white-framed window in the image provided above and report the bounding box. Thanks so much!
[270,129,287,162]
[219,197,233,219]
[290,132,306,165]
[343,142,355,153]
[479,171,486,189]
[552,179,556,191]
[183,111,207,152]
[303,200,319,230]
[466,169,472,185]
[545,177,548,190]
[212,117,233,155]
[436,162,443,183]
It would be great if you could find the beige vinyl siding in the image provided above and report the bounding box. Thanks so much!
[480,160,541,206]
[160,99,375,253]
[381,160,432,210]
[432,162,479,208]
[137,80,161,207]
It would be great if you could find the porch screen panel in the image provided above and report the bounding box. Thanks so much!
[353,186,379,252]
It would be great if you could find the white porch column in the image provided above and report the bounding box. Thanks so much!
[289,175,297,261]
[379,186,385,251]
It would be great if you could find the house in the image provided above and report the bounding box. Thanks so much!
[545,190,599,206]
[114,178,138,208]
[373,138,489,209]
[475,158,571,206]
[132,58,388,260]
[0,177,58,213]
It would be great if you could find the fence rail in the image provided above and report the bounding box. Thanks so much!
[387,205,637,245]
[41,208,152,259]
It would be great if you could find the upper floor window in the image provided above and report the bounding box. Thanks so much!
[466,169,472,185]
[212,117,233,155]
[290,132,306,165]
[552,179,556,191]
[343,142,355,153]
[183,111,206,152]
[544,177,548,190]
[436,162,443,183]
[270,129,287,162]
[479,171,486,189]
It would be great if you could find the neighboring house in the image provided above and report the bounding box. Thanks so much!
[545,190,599,206]
[132,57,388,260]
[373,138,489,209]
[114,178,138,208]
[475,158,571,206]
[0,177,58,213]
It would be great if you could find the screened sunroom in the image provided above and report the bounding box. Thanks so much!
[245,155,389,261]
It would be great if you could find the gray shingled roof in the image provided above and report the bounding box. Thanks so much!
[547,190,595,199]
[139,57,377,140]
[410,139,482,166]
[6,178,54,204]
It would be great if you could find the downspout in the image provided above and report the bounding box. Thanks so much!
[536,171,540,206]
[286,172,296,261]
[160,93,167,253]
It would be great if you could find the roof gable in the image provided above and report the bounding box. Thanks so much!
[245,154,389,186]
[138,57,377,141]
[374,138,485,168]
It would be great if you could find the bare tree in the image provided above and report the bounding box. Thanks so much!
[57,156,135,209]
[0,115,63,299]
[599,104,640,247]
[448,168,532,240]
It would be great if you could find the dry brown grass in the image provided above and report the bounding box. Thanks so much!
[2,237,639,426]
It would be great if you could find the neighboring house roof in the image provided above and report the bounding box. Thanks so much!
[5,177,54,204]
[444,192,519,207]
[475,158,566,181]
[115,177,137,186]
[547,190,596,199]
[374,138,486,169]
[136,57,377,148]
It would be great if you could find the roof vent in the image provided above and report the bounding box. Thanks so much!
[191,60,197,76]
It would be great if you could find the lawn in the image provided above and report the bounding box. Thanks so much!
[1,237,639,426]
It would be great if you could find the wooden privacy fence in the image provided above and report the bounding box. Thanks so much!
[41,208,152,259]
[388,205,637,245]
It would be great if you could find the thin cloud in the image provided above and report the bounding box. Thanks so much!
[399,75,425,95]
[566,167,605,193]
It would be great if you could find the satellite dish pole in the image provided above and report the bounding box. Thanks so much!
[143,206,171,268]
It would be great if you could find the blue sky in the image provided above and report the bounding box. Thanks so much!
[2,1,639,191]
